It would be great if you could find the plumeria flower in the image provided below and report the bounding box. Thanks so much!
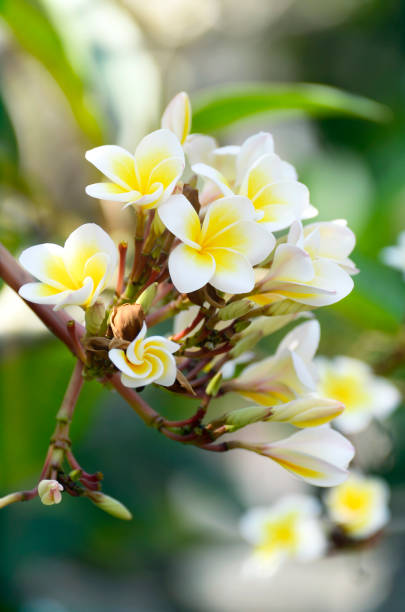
[325,473,390,539]
[18,224,118,310]
[109,322,179,388]
[193,132,316,231]
[38,479,63,506]
[85,129,185,209]
[250,426,354,487]
[228,320,321,405]
[381,231,405,278]
[240,495,326,577]
[161,91,192,145]
[158,194,274,294]
[250,220,354,307]
[316,356,400,434]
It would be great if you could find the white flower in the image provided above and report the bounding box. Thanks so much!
[240,495,326,577]
[109,322,179,388]
[161,91,192,145]
[85,129,185,209]
[316,356,400,434]
[251,220,355,307]
[18,224,118,310]
[158,194,274,294]
[254,426,354,487]
[229,320,321,405]
[38,479,63,506]
[381,231,405,278]
[193,131,316,230]
[325,473,390,539]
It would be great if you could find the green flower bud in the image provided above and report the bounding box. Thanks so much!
[136,283,158,313]
[230,331,262,358]
[224,405,272,432]
[85,301,106,335]
[217,300,253,321]
[87,492,132,520]
[206,371,223,396]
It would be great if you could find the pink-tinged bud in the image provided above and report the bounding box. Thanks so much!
[38,479,63,506]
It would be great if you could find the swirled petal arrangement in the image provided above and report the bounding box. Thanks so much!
[4,90,397,539]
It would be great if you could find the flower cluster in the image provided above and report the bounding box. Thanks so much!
[10,90,399,520]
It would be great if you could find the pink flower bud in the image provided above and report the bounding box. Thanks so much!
[38,479,63,506]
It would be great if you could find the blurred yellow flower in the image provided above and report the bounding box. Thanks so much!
[325,473,390,539]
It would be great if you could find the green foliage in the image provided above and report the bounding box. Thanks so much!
[0,0,104,144]
[191,83,390,133]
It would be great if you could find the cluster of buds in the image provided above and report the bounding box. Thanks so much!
[2,91,370,516]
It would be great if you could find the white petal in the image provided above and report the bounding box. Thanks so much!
[64,223,118,282]
[236,132,275,185]
[153,352,177,386]
[158,194,201,248]
[85,145,136,190]
[19,243,70,290]
[275,426,355,468]
[85,182,141,203]
[184,134,217,166]
[168,244,215,293]
[277,320,320,361]
[210,248,254,294]
[192,162,234,197]
[269,244,314,283]
[54,277,94,310]
[134,128,184,186]
[161,91,191,144]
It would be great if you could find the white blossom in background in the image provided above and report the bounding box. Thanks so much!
[18,224,118,310]
[159,194,274,294]
[109,322,179,389]
[38,480,63,506]
[85,129,185,209]
[240,495,326,577]
[325,473,390,539]
[316,356,400,434]
[381,231,405,278]
[250,220,355,307]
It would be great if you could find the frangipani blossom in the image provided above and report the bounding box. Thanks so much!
[18,224,118,310]
[240,495,326,577]
[159,194,274,294]
[381,231,405,278]
[109,322,179,388]
[228,320,320,406]
[325,473,390,539]
[38,479,63,506]
[316,356,400,434]
[250,221,354,307]
[193,132,316,231]
[85,129,185,209]
[252,426,354,487]
[161,91,191,145]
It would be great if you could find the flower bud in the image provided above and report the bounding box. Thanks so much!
[161,91,191,144]
[135,283,157,313]
[38,479,63,506]
[85,301,106,335]
[230,331,262,358]
[110,303,144,341]
[224,405,272,432]
[218,300,253,321]
[87,492,132,520]
[206,371,223,396]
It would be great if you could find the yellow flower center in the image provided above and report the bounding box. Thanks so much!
[255,512,299,558]
[320,372,371,413]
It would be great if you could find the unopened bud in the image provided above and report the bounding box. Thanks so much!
[230,331,262,358]
[87,492,132,520]
[38,479,63,506]
[85,301,106,335]
[206,371,223,396]
[218,300,253,321]
[224,405,271,432]
[135,283,157,313]
[110,303,144,341]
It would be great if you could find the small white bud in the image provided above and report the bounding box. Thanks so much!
[38,479,63,506]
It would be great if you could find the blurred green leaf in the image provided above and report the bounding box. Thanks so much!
[191,83,390,133]
[0,89,18,166]
[0,0,103,144]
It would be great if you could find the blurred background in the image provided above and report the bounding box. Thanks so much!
[1,0,405,610]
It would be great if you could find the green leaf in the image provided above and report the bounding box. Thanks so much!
[191,83,390,133]
[0,0,103,144]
